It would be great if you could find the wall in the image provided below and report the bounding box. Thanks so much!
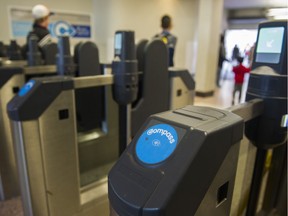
[0,0,93,44]
[93,0,198,69]
[0,0,224,93]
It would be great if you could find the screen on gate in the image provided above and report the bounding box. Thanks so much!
[255,27,285,64]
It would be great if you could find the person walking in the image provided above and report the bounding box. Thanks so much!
[28,4,53,47]
[22,4,54,59]
[232,56,250,105]
[216,34,227,87]
[231,44,240,62]
[154,15,177,67]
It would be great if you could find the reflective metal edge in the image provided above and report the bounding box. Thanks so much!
[77,128,106,143]
[169,76,194,110]
[74,74,114,89]
[0,73,24,200]
[23,65,57,75]
[0,60,27,67]
[227,99,264,122]
[80,177,108,205]
[11,121,34,216]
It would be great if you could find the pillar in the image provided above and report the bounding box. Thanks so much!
[194,0,224,96]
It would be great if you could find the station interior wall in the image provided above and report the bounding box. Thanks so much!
[0,0,227,93]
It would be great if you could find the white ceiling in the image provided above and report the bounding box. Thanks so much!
[224,0,288,9]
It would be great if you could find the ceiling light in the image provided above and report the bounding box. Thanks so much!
[266,8,288,19]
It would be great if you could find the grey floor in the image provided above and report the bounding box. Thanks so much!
[0,197,23,216]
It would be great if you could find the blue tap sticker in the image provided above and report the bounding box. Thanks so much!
[18,80,35,97]
[136,124,179,164]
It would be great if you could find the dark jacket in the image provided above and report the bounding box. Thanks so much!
[27,23,52,47]
[154,31,177,67]
[22,23,52,59]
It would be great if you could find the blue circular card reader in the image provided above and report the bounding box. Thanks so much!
[136,124,178,164]
[18,80,36,97]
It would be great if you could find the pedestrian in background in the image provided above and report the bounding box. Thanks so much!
[154,15,177,67]
[232,56,250,105]
[22,4,54,59]
[216,34,227,87]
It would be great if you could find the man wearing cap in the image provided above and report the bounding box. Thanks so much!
[28,4,53,48]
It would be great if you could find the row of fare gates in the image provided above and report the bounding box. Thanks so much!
[0,20,287,216]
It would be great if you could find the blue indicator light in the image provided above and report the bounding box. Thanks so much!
[18,80,36,97]
[136,124,178,164]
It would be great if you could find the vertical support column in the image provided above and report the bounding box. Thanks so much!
[112,31,138,155]
[194,0,224,97]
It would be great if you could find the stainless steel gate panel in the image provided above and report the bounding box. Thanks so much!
[0,74,24,200]
[9,75,118,216]
[11,90,80,216]
[231,136,257,216]
[80,178,110,215]
[229,100,263,215]
[169,76,194,110]
[38,90,80,216]
[0,65,57,201]
[78,86,119,182]
[0,60,26,67]
[11,120,49,216]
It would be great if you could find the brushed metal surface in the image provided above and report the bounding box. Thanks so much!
[74,74,114,89]
[228,99,264,122]
[78,85,119,185]
[81,176,108,204]
[11,120,48,216]
[11,83,119,215]
[102,65,112,75]
[170,76,194,110]
[11,90,80,216]
[0,60,27,67]
[23,65,57,75]
[38,90,80,216]
[79,193,110,216]
[0,74,24,200]
[77,129,106,143]
[230,136,257,216]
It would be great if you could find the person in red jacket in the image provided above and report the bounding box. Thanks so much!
[232,56,250,105]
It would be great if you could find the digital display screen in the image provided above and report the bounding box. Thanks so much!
[114,33,122,55]
[255,27,284,64]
